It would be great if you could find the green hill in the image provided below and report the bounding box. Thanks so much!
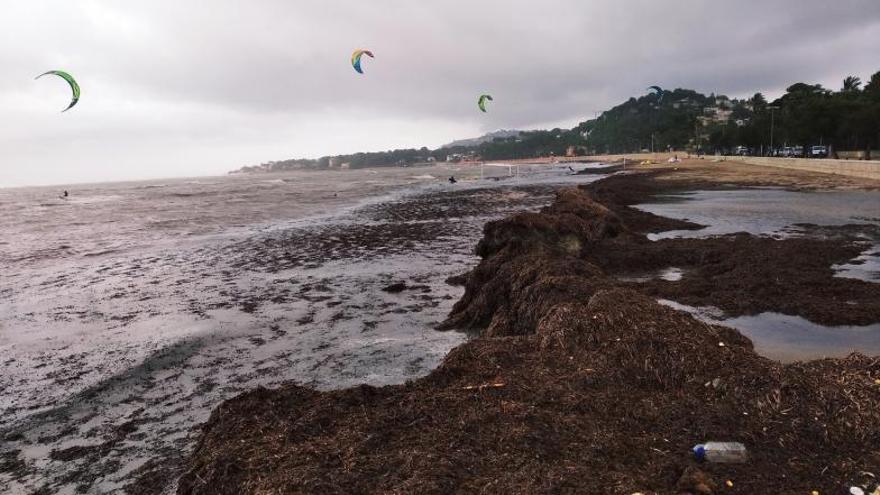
[233,69,880,173]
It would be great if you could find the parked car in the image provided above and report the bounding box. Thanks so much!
[810,145,828,158]
[792,146,804,157]
[734,146,750,156]
[780,146,794,157]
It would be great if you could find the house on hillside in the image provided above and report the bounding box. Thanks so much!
[714,96,734,109]
[675,97,699,109]
[700,106,733,125]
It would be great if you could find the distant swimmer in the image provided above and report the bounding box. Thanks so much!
[60,190,69,199]
[568,166,575,173]
[448,176,457,184]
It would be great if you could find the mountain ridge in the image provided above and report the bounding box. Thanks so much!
[440,129,523,149]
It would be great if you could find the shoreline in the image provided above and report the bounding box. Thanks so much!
[178,160,880,494]
[0,171,599,494]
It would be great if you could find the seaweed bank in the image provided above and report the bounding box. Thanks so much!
[179,160,880,494]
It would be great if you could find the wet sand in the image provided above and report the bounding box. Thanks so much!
[1,170,599,494]
[178,160,880,494]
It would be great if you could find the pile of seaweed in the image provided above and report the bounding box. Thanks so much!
[178,172,880,494]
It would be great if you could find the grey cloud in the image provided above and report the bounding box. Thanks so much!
[1,0,878,185]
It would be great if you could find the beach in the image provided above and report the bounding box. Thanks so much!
[4,1,878,493]
[176,159,880,494]
[0,164,603,494]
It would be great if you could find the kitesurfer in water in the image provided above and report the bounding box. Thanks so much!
[448,176,457,184]
[61,190,69,199]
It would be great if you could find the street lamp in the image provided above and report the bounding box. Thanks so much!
[768,106,780,156]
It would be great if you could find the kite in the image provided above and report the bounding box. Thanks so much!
[351,49,374,74]
[478,94,493,113]
[648,85,665,102]
[36,70,80,112]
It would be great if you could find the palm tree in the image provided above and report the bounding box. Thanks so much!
[865,71,880,97]
[750,92,767,111]
[842,76,862,92]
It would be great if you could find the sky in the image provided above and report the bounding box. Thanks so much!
[1,1,879,187]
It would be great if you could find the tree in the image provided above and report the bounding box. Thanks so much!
[784,82,830,98]
[731,104,752,120]
[240,70,880,169]
[865,70,880,100]
[750,93,767,111]
[842,76,862,92]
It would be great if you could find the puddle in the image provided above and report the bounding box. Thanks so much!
[637,189,880,283]
[833,246,880,283]
[637,189,880,239]
[658,299,880,362]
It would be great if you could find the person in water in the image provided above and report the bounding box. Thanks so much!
[448,176,457,184]
[61,190,69,199]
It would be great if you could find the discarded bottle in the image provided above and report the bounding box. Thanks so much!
[692,442,748,463]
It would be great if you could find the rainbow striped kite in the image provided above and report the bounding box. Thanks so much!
[351,49,374,74]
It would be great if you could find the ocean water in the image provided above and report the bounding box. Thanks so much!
[0,163,600,494]
[0,167,465,266]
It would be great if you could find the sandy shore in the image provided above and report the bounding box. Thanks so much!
[177,160,880,494]
[642,157,880,190]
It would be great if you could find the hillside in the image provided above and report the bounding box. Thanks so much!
[441,129,523,149]
[231,69,880,174]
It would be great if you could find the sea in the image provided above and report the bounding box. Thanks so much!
[0,163,603,494]
[2,163,878,494]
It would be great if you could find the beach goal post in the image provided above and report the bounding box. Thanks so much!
[481,163,518,179]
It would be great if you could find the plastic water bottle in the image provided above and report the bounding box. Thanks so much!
[692,442,748,463]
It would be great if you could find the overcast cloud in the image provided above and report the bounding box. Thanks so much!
[1,0,878,186]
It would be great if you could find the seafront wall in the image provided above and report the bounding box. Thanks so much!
[482,152,880,180]
[576,152,678,163]
[576,152,880,180]
[717,155,880,180]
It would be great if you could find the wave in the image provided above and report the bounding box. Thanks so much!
[67,195,124,205]
[166,192,215,198]
[82,248,123,258]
